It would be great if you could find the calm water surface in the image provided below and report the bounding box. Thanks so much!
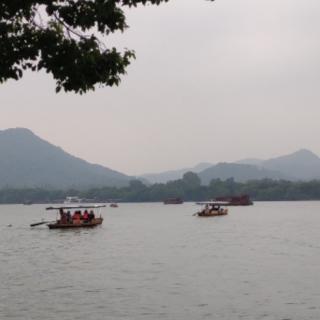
[0,202,319,320]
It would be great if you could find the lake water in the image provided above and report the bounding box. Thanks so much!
[0,202,319,320]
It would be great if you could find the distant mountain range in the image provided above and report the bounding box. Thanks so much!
[197,163,289,184]
[1,128,320,189]
[140,149,320,184]
[258,149,320,180]
[0,128,134,189]
[141,162,212,184]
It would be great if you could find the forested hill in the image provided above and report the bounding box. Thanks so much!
[197,163,289,184]
[0,128,132,189]
[141,162,212,184]
[2,175,320,203]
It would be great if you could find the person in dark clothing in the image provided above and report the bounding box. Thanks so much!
[88,210,95,221]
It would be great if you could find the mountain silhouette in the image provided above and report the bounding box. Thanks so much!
[0,128,132,189]
[140,149,320,184]
[141,162,212,184]
[197,162,289,184]
[262,149,320,180]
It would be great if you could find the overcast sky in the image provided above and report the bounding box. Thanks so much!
[1,0,320,175]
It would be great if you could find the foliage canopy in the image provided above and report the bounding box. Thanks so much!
[3,177,320,203]
[0,0,214,93]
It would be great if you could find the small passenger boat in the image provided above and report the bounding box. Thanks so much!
[195,201,228,217]
[215,194,253,206]
[45,205,105,229]
[64,196,82,204]
[110,203,118,208]
[163,197,183,204]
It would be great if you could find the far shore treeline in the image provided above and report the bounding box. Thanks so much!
[2,172,320,204]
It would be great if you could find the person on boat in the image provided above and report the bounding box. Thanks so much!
[83,210,89,222]
[72,210,81,221]
[89,210,95,221]
[59,209,68,224]
[66,211,71,223]
[62,213,68,223]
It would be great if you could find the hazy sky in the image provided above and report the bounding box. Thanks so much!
[1,0,320,175]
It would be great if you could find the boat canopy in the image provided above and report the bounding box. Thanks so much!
[46,205,106,210]
[196,201,230,206]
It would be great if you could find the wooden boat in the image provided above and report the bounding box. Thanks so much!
[195,201,228,217]
[110,203,118,208]
[215,194,253,206]
[48,217,103,229]
[45,205,105,229]
[164,197,183,204]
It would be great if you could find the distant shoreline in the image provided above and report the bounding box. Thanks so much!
[2,200,320,205]
[1,178,320,203]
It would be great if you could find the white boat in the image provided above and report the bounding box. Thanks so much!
[64,196,82,204]
[195,201,229,217]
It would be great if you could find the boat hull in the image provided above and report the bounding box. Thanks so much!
[197,209,228,217]
[48,218,103,229]
[215,195,253,206]
[163,198,183,204]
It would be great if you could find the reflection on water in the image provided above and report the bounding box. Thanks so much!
[0,202,320,320]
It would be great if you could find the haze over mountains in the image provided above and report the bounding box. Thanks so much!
[0,128,133,189]
[141,162,213,184]
[1,128,320,189]
[259,149,320,180]
[141,149,320,184]
[197,163,289,185]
